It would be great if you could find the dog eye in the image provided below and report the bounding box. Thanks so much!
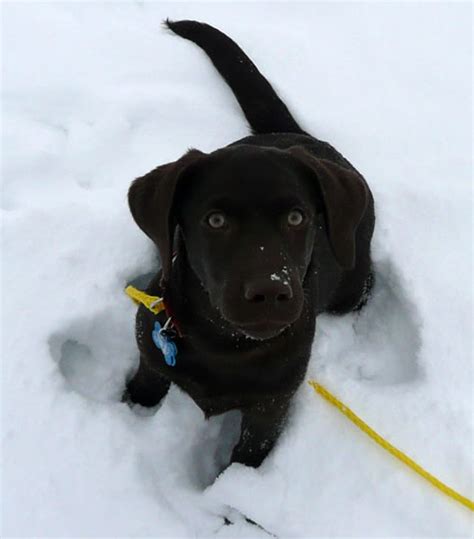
[287,209,305,227]
[207,212,227,229]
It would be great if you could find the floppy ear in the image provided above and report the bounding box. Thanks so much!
[288,146,368,269]
[128,149,205,283]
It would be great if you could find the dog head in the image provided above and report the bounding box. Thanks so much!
[129,145,367,340]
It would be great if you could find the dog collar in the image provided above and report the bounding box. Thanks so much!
[125,285,178,367]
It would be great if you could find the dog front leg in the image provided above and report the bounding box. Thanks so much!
[230,400,290,468]
[123,355,170,408]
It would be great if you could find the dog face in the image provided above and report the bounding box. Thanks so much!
[129,145,367,340]
[176,146,317,339]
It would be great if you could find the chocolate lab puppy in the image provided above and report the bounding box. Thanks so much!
[125,20,374,468]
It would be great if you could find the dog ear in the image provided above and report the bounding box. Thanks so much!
[128,149,205,283]
[288,146,368,269]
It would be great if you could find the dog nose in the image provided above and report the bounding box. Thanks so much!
[244,278,293,304]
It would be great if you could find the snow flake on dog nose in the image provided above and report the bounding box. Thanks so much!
[270,269,290,286]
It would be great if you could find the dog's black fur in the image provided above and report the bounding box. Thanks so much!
[125,20,375,468]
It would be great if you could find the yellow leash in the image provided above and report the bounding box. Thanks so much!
[309,380,474,512]
[125,285,166,315]
[124,285,472,511]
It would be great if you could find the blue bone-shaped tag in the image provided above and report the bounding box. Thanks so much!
[151,321,177,367]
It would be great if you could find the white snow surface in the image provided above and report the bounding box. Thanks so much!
[2,2,473,537]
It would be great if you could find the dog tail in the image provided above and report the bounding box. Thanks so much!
[164,19,306,135]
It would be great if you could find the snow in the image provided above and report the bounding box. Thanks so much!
[2,2,472,537]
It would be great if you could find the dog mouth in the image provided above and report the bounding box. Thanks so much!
[235,321,290,341]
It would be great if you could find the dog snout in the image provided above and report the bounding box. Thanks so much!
[244,278,293,304]
[219,273,304,339]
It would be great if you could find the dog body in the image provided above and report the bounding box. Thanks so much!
[126,21,374,467]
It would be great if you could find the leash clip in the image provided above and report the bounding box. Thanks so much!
[150,298,162,310]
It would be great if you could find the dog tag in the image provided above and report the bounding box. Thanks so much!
[151,321,177,367]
